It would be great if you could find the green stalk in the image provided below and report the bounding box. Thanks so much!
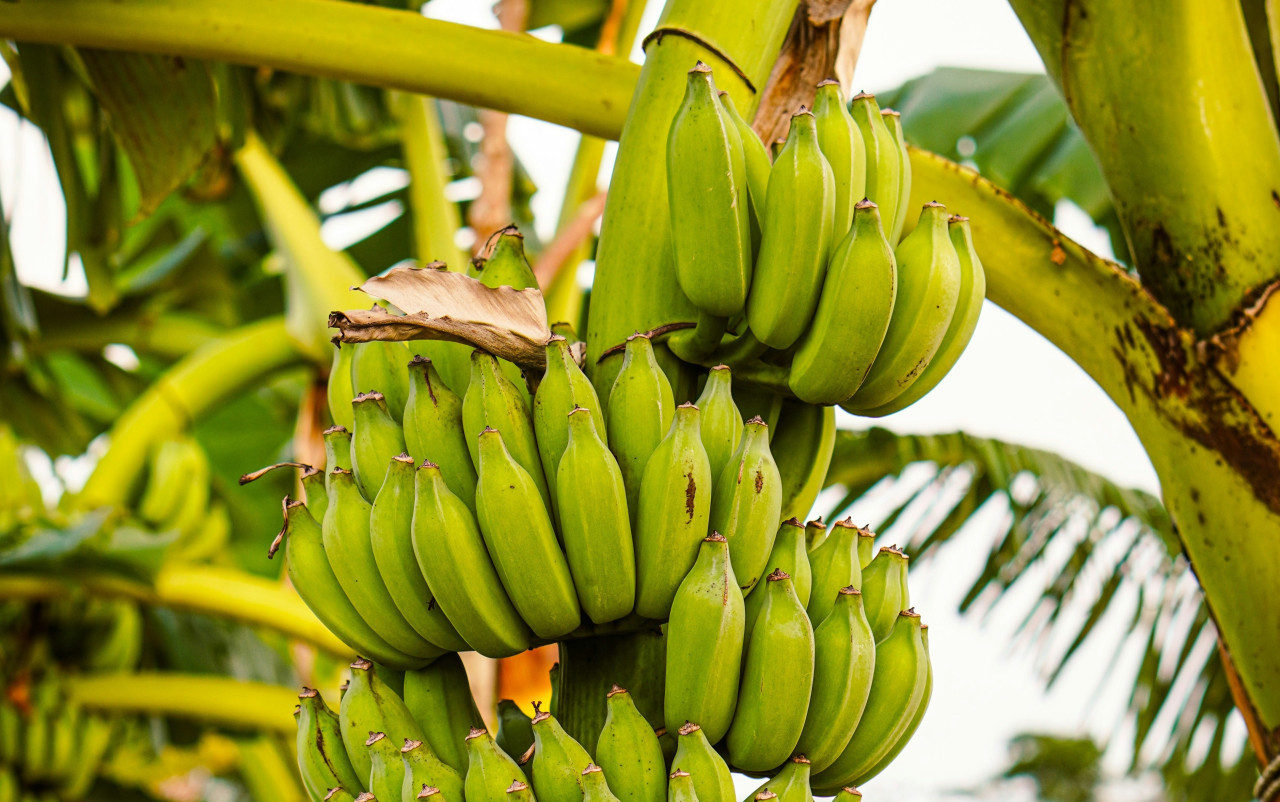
[397,93,467,269]
[66,673,298,734]
[28,310,222,359]
[556,629,667,756]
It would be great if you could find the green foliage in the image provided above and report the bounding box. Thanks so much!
[1002,732,1103,802]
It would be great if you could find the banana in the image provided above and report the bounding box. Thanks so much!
[580,765,620,802]
[666,770,698,802]
[772,404,836,524]
[412,461,532,657]
[852,623,932,786]
[857,215,986,417]
[833,788,861,802]
[709,417,782,595]
[806,518,862,626]
[298,687,366,800]
[402,739,466,802]
[810,610,929,793]
[61,714,115,799]
[371,455,469,652]
[843,202,962,412]
[747,756,814,802]
[324,468,445,660]
[856,528,876,570]
[21,680,50,781]
[325,789,358,802]
[531,709,593,802]
[351,392,409,500]
[350,339,414,423]
[744,519,810,642]
[496,701,535,766]
[725,569,815,772]
[595,686,665,802]
[693,366,743,483]
[329,344,357,431]
[470,227,538,404]
[717,91,771,233]
[507,780,536,802]
[405,356,478,511]
[367,732,409,802]
[606,334,675,523]
[138,437,202,527]
[745,108,836,349]
[667,62,752,318]
[475,427,581,639]
[848,93,901,245]
[301,466,331,525]
[788,200,897,405]
[881,110,913,246]
[340,658,428,785]
[669,724,733,802]
[464,351,550,510]
[633,403,713,619]
[663,534,744,742]
[271,498,425,670]
[403,654,486,773]
[794,588,876,771]
[860,547,909,642]
[803,519,826,554]
[556,407,635,624]
[83,599,142,673]
[813,80,866,249]
[46,697,78,782]
[464,727,530,802]
[0,700,18,764]
[534,336,607,523]
[0,767,14,802]
[325,425,354,475]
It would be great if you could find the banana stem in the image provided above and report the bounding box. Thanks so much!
[26,311,222,359]
[397,93,468,270]
[66,673,298,734]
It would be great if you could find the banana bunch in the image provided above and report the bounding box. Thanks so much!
[663,65,986,413]
[135,434,232,561]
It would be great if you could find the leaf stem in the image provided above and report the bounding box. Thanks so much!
[66,672,299,734]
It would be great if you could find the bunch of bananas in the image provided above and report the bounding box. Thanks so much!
[135,435,232,562]
[664,65,986,414]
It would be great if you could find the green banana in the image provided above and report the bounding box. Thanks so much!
[83,599,142,673]
[813,80,866,249]
[556,407,635,624]
[803,519,826,554]
[693,366,743,484]
[351,392,409,500]
[833,788,861,802]
[329,344,357,431]
[21,681,49,780]
[725,569,815,772]
[633,403,713,619]
[748,756,814,802]
[531,709,593,802]
[350,339,413,423]
[405,356,478,511]
[325,788,358,802]
[464,351,550,510]
[717,91,771,232]
[403,654,486,773]
[464,727,530,802]
[496,701,535,766]
[669,724,733,802]
[606,334,675,523]
[46,698,78,782]
[806,518,863,626]
[745,108,836,349]
[302,466,331,525]
[663,534,744,742]
[580,765,620,802]
[848,93,901,245]
[794,588,876,771]
[402,739,466,802]
[371,454,469,652]
[534,336,607,522]
[881,109,913,246]
[856,528,876,570]
[412,461,532,657]
[324,468,444,660]
[366,731,409,802]
[0,766,14,802]
[773,404,836,525]
[138,437,203,527]
[298,687,365,800]
[507,780,536,802]
[852,623,932,786]
[667,62,752,318]
[788,200,897,405]
[325,424,354,476]
[475,427,581,639]
[272,498,425,670]
[340,658,427,785]
[595,686,665,802]
[708,417,782,594]
[0,701,18,764]
[470,227,538,405]
[857,214,986,417]
[860,547,910,642]
[416,785,448,802]
[844,202,962,412]
[810,610,929,793]
[666,770,699,802]
[61,714,115,799]
[744,519,810,642]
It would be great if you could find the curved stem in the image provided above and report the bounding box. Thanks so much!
[66,673,298,734]
[27,310,223,359]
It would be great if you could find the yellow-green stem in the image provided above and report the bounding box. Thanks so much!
[398,92,467,269]
[67,673,298,734]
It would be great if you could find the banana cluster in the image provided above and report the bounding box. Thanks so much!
[0,673,117,802]
[665,65,986,414]
[136,435,232,561]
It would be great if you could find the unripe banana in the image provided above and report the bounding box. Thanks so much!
[403,654,486,773]
[325,424,354,475]
[418,785,453,802]
[747,756,814,802]
[725,570,815,772]
[496,701,535,766]
[464,351,550,510]
[367,732,409,802]
[83,599,143,673]
[371,455,468,652]
[412,461,532,657]
[402,739,466,802]
[717,91,771,233]
[667,62,752,318]
[666,770,699,802]
[340,659,427,784]
[470,227,537,405]
[324,468,444,660]
[47,697,79,782]
[22,677,52,781]
[633,403,712,619]
[272,499,425,670]
[298,687,366,799]
[881,110,913,246]
[857,215,986,417]
[464,727,531,802]
[810,610,929,793]
[350,340,413,423]
[556,407,635,624]
[794,588,876,771]
[844,202,962,412]
[606,334,675,522]
[860,547,909,642]
[745,108,836,349]
[595,686,665,802]
[856,528,876,570]
[744,519,810,642]
[301,466,331,525]
[531,710,593,802]
[806,518,863,626]
[61,713,115,799]
[351,392,408,500]
[138,437,202,526]
[534,336,607,522]
[475,427,581,639]
[709,417,782,594]
[772,404,836,525]
[852,623,932,786]
[803,519,827,554]
[663,534,744,742]
[507,780,536,802]
[580,765,620,802]
[0,766,14,802]
[329,345,357,431]
[788,200,897,405]
[670,724,734,802]
[693,366,743,483]
[325,788,358,802]
[834,788,862,802]
[0,701,18,764]
[813,80,866,249]
[405,356,478,511]
[848,93,901,244]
